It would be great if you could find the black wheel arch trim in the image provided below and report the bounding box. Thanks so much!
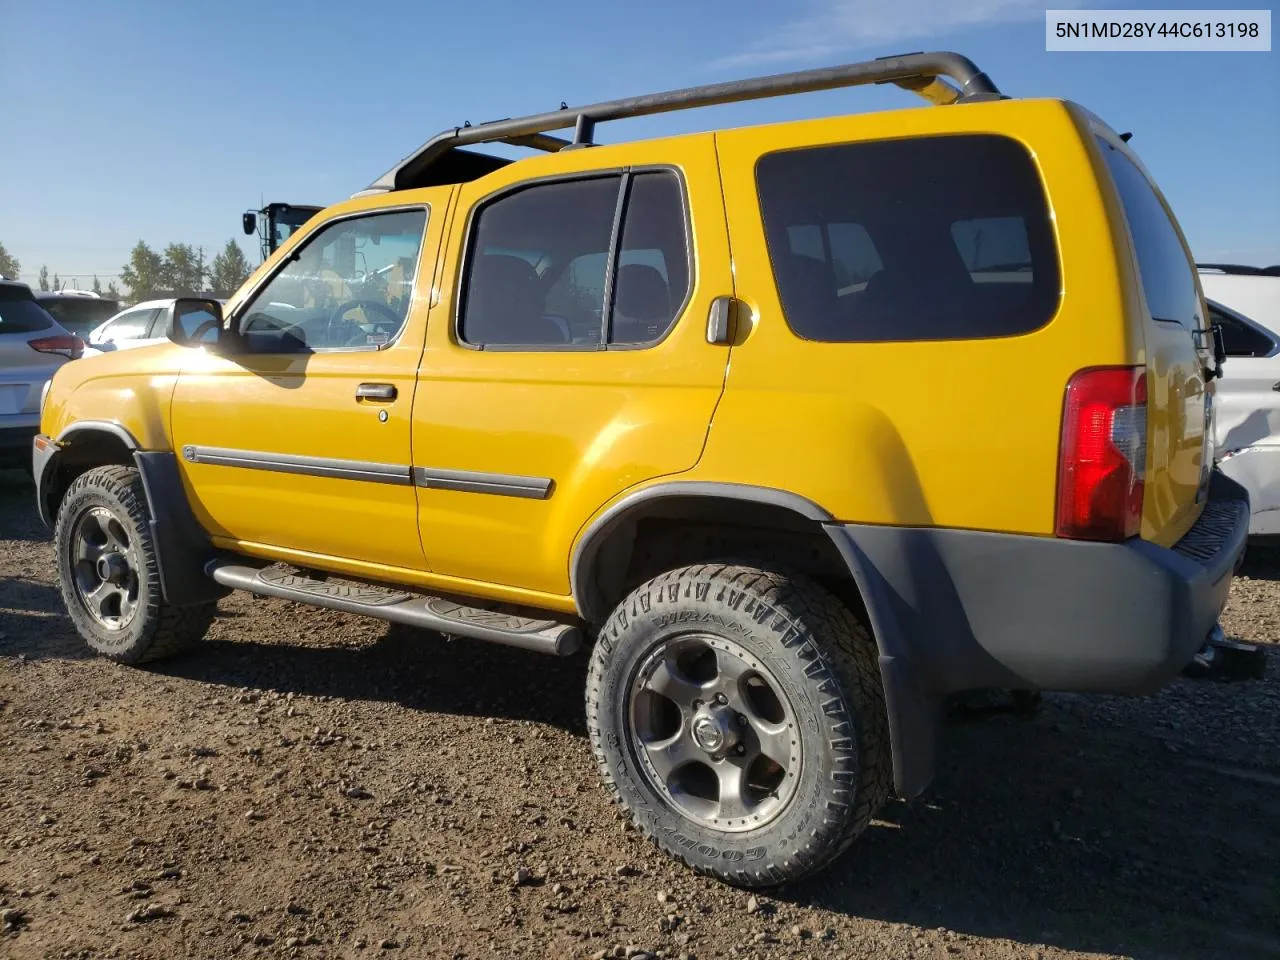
[569,480,936,801]
[55,420,141,450]
[132,451,229,607]
[570,481,834,621]
[35,427,226,608]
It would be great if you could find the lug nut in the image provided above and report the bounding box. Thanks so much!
[736,744,746,755]
[715,693,728,705]
[737,714,748,726]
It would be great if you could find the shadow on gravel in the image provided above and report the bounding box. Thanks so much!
[777,705,1280,960]
[155,621,590,735]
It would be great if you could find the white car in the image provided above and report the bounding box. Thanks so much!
[1200,264,1280,539]
[86,298,183,352]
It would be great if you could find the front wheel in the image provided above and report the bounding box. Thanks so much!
[54,465,215,664]
[586,563,891,887]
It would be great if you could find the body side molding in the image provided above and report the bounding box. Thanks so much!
[413,466,553,500]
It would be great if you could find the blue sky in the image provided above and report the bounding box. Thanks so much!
[1,0,1276,289]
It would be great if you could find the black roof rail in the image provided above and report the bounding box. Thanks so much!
[358,50,1001,195]
[1197,263,1280,276]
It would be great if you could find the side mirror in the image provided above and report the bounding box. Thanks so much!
[170,298,227,349]
[242,212,257,236]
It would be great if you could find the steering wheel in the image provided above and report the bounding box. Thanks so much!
[326,299,403,346]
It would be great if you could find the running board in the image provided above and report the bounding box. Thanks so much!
[205,561,581,656]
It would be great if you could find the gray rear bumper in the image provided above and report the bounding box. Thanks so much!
[829,470,1248,698]
[827,470,1249,797]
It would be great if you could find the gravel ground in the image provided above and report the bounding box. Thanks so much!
[1,468,1277,960]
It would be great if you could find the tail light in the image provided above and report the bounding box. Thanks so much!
[1055,366,1147,541]
[28,335,84,360]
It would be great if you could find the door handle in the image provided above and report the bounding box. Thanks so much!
[1272,382,1280,392]
[356,383,397,401]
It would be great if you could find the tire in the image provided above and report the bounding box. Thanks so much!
[54,464,215,664]
[586,563,891,887]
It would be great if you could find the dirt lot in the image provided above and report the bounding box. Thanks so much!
[1,469,1277,960]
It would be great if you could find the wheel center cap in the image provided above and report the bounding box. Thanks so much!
[691,706,739,756]
[97,552,129,584]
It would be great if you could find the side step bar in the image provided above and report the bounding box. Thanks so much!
[206,561,582,657]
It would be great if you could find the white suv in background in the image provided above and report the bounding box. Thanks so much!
[1200,264,1280,539]
[86,297,227,353]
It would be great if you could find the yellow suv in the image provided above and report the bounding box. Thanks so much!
[33,52,1249,886]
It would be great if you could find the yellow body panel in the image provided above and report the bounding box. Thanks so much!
[40,94,1209,608]
[412,136,732,594]
[703,99,1137,535]
[41,342,183,450]
[168,188,453,570]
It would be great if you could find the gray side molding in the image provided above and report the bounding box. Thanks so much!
[57,420,140,450]
[570,481,833,621]
[414,466,553,500]
[182,446,411,485]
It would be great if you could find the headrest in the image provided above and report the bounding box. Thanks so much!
[614,264,671,323]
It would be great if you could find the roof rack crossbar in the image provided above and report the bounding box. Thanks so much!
[364,50,1000,194]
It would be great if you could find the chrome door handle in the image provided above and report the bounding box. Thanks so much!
[356,383,397,401]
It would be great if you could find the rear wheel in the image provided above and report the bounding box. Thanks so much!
[586,563,890,886]
[54,465,214,664]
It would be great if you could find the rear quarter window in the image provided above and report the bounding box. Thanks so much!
[0,288,55,334]
[756,134,1061,342]
[1096,138,1201,329]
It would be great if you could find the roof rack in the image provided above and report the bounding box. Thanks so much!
[1197,263,1280,276]
[358,50,1001,196]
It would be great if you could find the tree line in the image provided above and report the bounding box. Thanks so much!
[118,239,253,302]
[0,238,252,303]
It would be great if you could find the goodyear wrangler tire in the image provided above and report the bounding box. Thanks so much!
[586,563,891,886]
[54,465,215,665]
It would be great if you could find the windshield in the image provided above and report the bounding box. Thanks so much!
[0,288,56,334]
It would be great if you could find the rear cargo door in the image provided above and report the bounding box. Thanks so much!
[1095,135,1212,546]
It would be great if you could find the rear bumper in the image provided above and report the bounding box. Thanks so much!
[828,470,1249,698]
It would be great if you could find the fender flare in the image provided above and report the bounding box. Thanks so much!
[570,480,937,798]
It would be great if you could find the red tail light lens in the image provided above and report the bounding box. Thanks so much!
[1055,366,1147,541]
[28,335,84,360]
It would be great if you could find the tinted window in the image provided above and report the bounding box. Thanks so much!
[460,171,690,348]
[39,298,119,335]
[0,287,54,333]
[610,173,690,344]
[1097,139,1200,328]
[1209,303,1274,358]
[757,135,1060,342]
[236,209,427,353]
[462,177,619,347]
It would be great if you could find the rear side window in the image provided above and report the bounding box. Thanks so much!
[1097,138,1201,329]
[756,134,1060,342]
[1208,303,1275,358]
[0,287,55,333]
[459,170,691,349]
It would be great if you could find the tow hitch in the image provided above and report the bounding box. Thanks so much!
[1183,625,1267,681]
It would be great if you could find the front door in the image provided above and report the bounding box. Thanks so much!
[171,195,449,571]
[412,135,733,599]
